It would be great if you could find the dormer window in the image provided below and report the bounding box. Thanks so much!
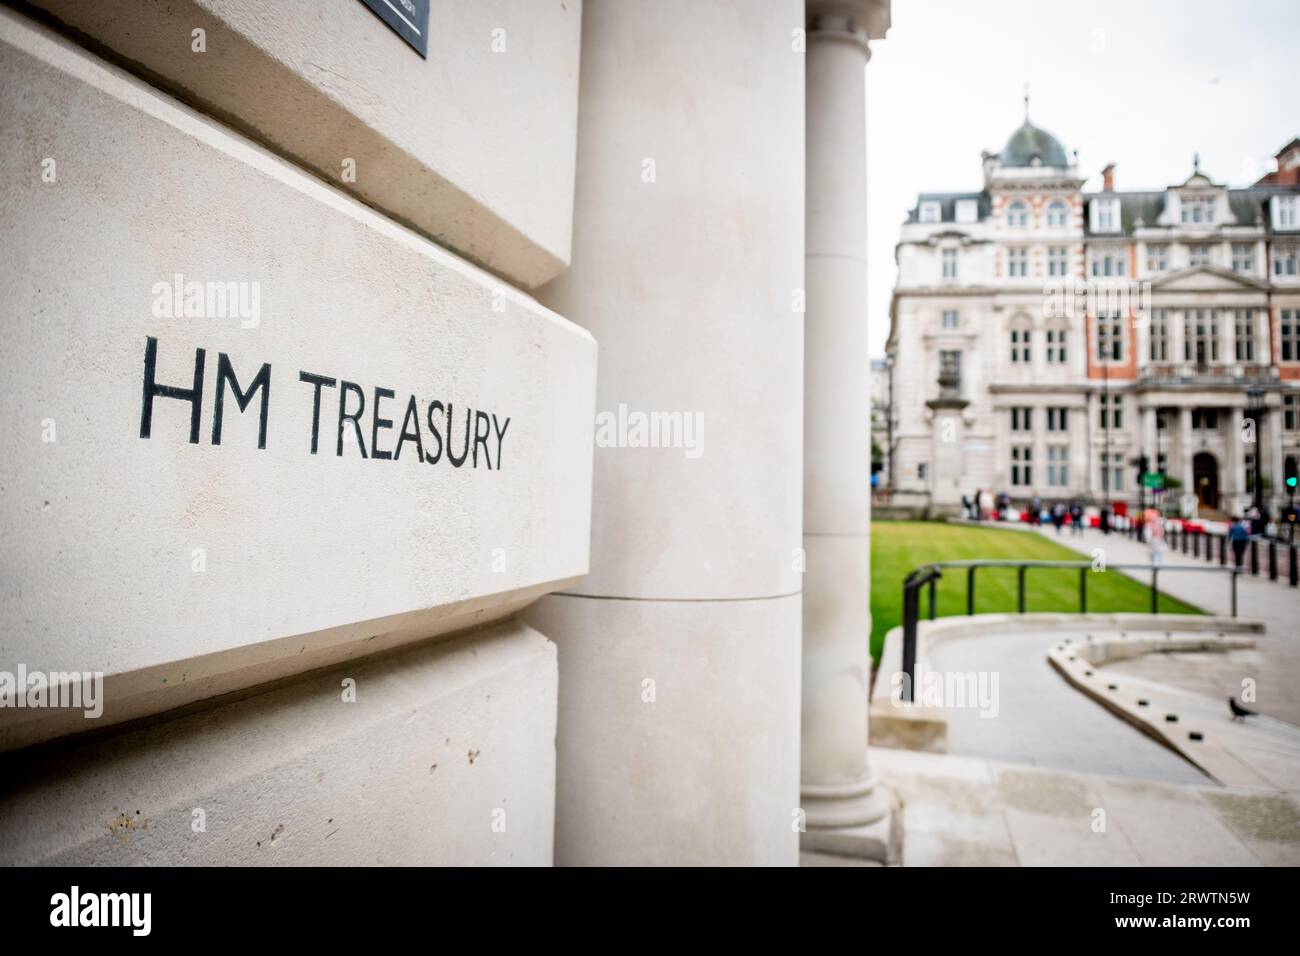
[1046,201,1068,227]
[920,202,941,223]
[1007,201,1028,228]
[1181,197,1215,225]
[1092,197,1120,233]
[955,200,978,224]
[1274,195,1298,231]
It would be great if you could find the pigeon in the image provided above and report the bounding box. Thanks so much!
[1228,697,1257,720]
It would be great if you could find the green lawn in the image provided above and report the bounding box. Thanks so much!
[870,521,1203,661]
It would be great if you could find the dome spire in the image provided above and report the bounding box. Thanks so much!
[1023,82,1030,122]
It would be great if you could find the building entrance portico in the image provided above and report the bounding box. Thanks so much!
[1193,451,1220,509]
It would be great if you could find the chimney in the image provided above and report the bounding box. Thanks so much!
[1101,163,1116,192]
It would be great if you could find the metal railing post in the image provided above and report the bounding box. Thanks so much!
[901,574,917,703]
[1017,566,1026,614]
[966,566,976,616]
[1231,570,1238,618]
[1079,567,1087,613]
[1150,567,1159,614]
[928,576,937,621]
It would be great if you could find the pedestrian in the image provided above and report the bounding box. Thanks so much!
[1051,501,1065,534]
[1069,500,1083,535]
[1229,515,1251,568]
[1147,508,1166,567]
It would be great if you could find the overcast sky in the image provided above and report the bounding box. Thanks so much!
[864,0,1300,356]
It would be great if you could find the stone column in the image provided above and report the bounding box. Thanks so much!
[1180,407,1196,515]
[1268,405,1284,513]
[928,371,970,516]
[521,0,806,866]
[800,0,895,861]
[1229,405,1246,501]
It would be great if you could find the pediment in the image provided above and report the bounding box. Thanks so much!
[1149,265,1267,293]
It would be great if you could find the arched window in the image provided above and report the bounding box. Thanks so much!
[1046,201,1068,227]
[1010,316,1033,364]
[1008,201,1029,228]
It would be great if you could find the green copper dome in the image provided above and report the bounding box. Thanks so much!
[999,120,1070,168]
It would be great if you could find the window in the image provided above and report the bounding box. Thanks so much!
[1181,197,1215,224]
[1275,244,1299,277]
[917,462,927,480]
[942,309,959,329]
[1192,409,1219,432]
[942,248,958,278]
[1285,394,1299,432]
[1010,325,1032,363]
[1045,325,1068,364]
[1093,197,1120,233]
[939,350,962,387]
[1188,243,1212,267]
[920,202,940,223]
[955,200,978,223]
[1010,407,1033,432]
[1146,244,1169,273]
[1100,452,1125,492]
[1047,246,1069,276]
[1234,310,1254,362]
[1046,446,1069,486]
[1149,309,1169,361]
[1099,394,1124,430]
[1232,243,1254,273]
[1097,313,1124,361]
[1091,248,1127,277]
[1282,309,1300,361]
[1184,309,1220,363]
[1157,452,1168,475]
[1011,445,1033,486]
[1007,202,1028,228]
[1275,195,1299,230]
[1046,407,1069,432]
[1046,201,1068,227]
[1007,247,1028,277]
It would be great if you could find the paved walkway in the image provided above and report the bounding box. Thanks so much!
[874,747,1300,866]
[1037,525,1300,725]
[928,628,1209,784]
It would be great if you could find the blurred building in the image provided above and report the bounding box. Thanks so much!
[887,114,1300,519]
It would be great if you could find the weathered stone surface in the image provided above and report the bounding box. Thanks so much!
[0,10,595,750]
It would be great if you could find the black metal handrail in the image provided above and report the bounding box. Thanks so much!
[897,559,1242,702]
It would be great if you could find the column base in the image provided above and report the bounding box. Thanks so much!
[800,772,900,863]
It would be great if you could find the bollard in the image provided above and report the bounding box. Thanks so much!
[1269,540,1278,581]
